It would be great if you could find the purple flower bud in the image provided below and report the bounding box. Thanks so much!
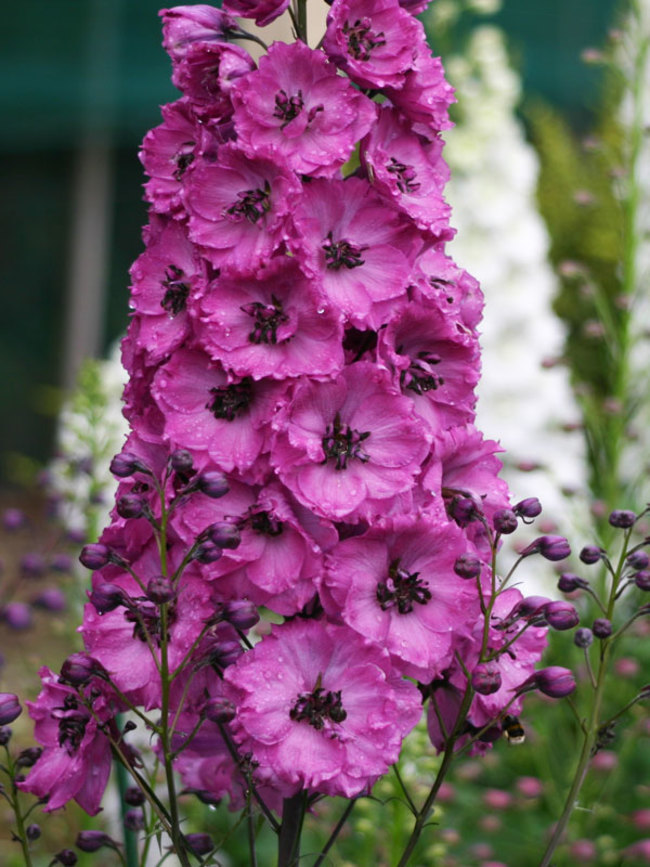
[203,697,236,724]
[110,452,150,478]
[147,575,176,605]
[60,652,103,686]
[26,824,41,840]
[0,693,22,725]
[516,666,576,698]
[88,582,126,614]
[574,627,594,648]
[2,602,33,630]
[557,572,589,593]
[32,587,67,612]
[453,553,481,579]
[206,522,241,549]
[608,509,636,528]
[196,471,229,499]
[76,831,115,853]
[16,746,42,768]
[543,600,580,631]
[220,599,259,630]
[210,639,243,669]
[116,494,146,519]
[634,570,650,591]
[592,618,612,639]
[184,833,214,856]
[515,596,551,618]
[170,449,194,474]
[521,535,571,561]
[513,498,543,520]
[448,495,480,526]
[493,509,518,534]
[20,552,47,578]
[471,662,502,695]
[579,545,604,565]
[125,786,145,806]
[192,541,223,564]
[2,508,26,531]
[54,850,78,866]
[50,553,73,573]
[628,550,650,570]
[79,543,111,570]
[0,727,12,746]
[124,809,144,831]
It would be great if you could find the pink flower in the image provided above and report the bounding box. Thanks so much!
[223,618,422,797]
[232,40,376,177]
[197,256,344,380]
[161,5,237,62]
[322,516,475,679]
[385,50,456,131]
[271,362,430,521]
[187,143,300,272]
[289,176,420,326]
[173,41,255,116]
[324,0,424,90]
[222,0,289,27]
[19,669,118,815]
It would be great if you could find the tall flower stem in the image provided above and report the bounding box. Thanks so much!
[2,745,35,867]
[278,790,308,866]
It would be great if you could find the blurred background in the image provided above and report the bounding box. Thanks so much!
[1,0,617,486]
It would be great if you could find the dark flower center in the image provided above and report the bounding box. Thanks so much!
[273,89,304,126]
[247,507,284,537]
[53,695,90,755]
[161,265,190,316]
[124,599,176,646]
[290,683,347,730]
[241,295,289,345]
[226,182,271,224]
[206,379,253,421]
[400,350,445,394]
[323,232,367,270]
[343,17,386,61]
[376,558,431,614]
[173,141,196,181]
[387,157,420,194]
[322,411,371,470]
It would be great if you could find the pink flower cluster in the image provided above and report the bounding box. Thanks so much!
[21,0,557,814]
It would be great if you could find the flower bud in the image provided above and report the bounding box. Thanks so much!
[0,726,12,746]
[516,596,550,618]
[16,746,42,767]
[76,831,115,853]
[110,452,150,478]
[206,522,241,549]
[2,508,26,530]
[628,550,649,570]
[116,494,146,519]
[579,545,604,565]
[125,786,145,807]
[26,824,41,841]
[32,587,66,612]
[448,495,480,526]
[608,509,636,528]
[60,653,102,686]
[592,618,612,639]
[20,553,47,579]
[453,553,481,579]
[54,850,78,866]
[0,693,22,725]
[79,543,111,570]
[574,627,594,648]
[147,575,176,605]
[493,509,518,534]
[635,570,650,591]
[513,498,542,520]
[170,449,194,475]
[471,662,502,695]
[192,541,223,564]
[220,599,259,630]
[521,535,571,561]
[88,583,126,614]
[557,572,589,593]
[543,600,580,631]
[196,471,229,499]
[184,833,214,856]
[516,666,576,698]
[203,697,236,724]
[2,602,32,630]
[124,809,144,831]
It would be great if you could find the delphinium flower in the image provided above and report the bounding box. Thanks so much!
[19,2,569,864]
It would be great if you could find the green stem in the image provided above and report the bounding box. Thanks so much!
[278,791,308,866]
[3,746,35,867]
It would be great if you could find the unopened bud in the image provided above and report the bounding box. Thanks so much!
[125,786,146,806]
[609,509,636,529]
[579,545,604,565]
[0,693,21,725]
[592,618,612,639]
[574,627,594,648]
[493,509,518,535]
[203,697,236,724]
[79,544,111,570]
[26,824,41,841]
[170,449,194,475]
[220,599,259,630]
[635,570,650,591]
[543,600,580,631]
[521,535,571,561]
[53,850,78,867]
[192,541,223,564]
[558,572,589,593]
[471,662,502,695]
[513,498,542,520]
[88,583,126,614]
[116,494,145,519]
[206,522,241,549]
[60,653,102,686]
[76,831,115,853]
[628,550,649,570]
[16,747,42,768]
[146,575,176,605]
[196,471,229,499]
[184,833,214,856]
[453,553,481,580]
[124,809,144,831]
[516,666,576,698]
[110,452,150,478]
